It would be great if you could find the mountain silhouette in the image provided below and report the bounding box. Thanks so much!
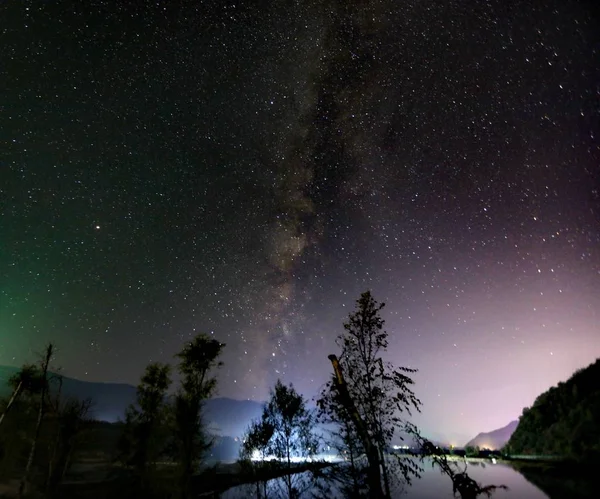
[0,365,263,438]
[464,420,518,450]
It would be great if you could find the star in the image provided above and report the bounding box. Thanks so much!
[1,0,598,447]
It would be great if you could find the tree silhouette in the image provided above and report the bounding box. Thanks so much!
[20,343,54,498]
[255,379,318,499]
[0,364,43,428]
[318,358,382,498]
[45,392,93,498]
[117,362,172,493]
[173,334,224,499]
[318,291,421,498]
[241,414,275,498]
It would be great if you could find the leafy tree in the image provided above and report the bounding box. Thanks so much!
[252,379,318,499]
[318,291,421,498]
[241,414,275,498]
[243,414,275,462]
[117,362,172,492]
[173,334,224,499]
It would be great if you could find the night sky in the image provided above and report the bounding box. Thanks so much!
[1,0,599,444]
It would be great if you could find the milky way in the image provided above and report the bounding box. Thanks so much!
[1,0,599,443]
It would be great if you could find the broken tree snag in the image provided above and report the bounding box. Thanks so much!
[327,354,384,498]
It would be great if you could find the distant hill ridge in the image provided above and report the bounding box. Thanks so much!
[0,365,263,438]
[464,420,518,450]
[506,358,600,461]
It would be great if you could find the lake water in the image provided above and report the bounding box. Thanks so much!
[221,457,548,498]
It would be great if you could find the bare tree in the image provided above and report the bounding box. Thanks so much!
[45,392,93,498]
[406,423,508,499]
[0,365,43,428]
[19,343,53,498]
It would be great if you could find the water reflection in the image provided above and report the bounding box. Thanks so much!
[221,457,548,498]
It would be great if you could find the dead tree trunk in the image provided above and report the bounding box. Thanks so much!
[327,354,384,498]
[19,344,53,498]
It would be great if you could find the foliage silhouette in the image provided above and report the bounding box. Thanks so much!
[241,413,275,498]
[173,334,224,499]
[317,291,422,498]
[505,358,600,461]
[117,362,172,493]
[244,379,319,499]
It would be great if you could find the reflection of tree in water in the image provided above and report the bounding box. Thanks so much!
[406,425,508,499]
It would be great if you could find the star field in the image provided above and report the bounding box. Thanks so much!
[1,0,599,443]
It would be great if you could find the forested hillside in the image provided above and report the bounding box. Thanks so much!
[506,358,600,461]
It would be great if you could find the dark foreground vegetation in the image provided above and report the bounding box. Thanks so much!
[7,291,591,499]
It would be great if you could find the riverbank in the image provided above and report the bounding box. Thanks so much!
[47,460,332,499]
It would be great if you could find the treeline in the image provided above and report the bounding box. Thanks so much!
[0,336,226,499]
[505,358,600,461]
[0,345,94,498]
[0,291,507,499]
[116,335,225,498]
